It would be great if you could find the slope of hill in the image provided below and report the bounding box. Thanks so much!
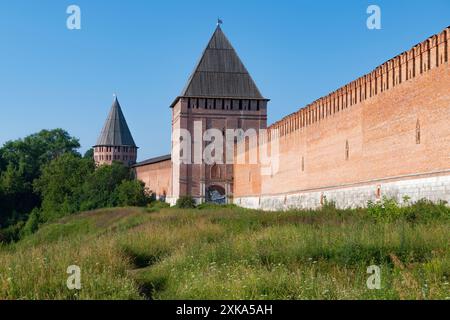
[0,201,449,300]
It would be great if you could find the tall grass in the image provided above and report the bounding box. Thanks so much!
[0,200,448,300]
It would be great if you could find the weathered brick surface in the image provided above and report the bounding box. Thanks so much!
[137,27,450,209]
[170,98,267,202]
[234,27,450,208]
[94,146,137,167]
[134,159,172,200]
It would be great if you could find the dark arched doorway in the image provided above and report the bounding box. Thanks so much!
[206,185,226,204]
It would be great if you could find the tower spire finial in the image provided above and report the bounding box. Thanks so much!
[217,18,223,27]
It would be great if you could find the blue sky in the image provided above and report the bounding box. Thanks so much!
[0,0,449,161]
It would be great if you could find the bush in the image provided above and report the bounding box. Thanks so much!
[403,199,449,222]
[20,208,42,237]
[367,197,402,222]
[115,180,151,207]
[0,221,24,243]
[175,196,196,209]
[146,200,170,213]
[321,198,338,212]
[367,197,450,222]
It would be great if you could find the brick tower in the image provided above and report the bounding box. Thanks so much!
[169,24,268,204]
[94,96,138,167]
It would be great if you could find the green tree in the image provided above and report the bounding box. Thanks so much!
[115,180,151,207]
[0,129,80,176]
[0,129,80,227]
[79,162,131,211]
[0,164,32,227]
[83,148,94,159]
[34,153,94,222]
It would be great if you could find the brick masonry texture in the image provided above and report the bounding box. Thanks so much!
[136,27,450,209]
[134,158,172,200]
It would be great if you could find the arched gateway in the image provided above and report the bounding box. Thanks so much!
[206,185,226,204]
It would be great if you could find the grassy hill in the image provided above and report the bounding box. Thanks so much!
[0,201,449,300]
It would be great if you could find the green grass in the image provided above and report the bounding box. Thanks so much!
[0,202,449,300]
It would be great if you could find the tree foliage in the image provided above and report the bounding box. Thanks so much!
[0,129,151,240]
[0,129,80,227]
[34,153,95,221]
[115,180,151,207]
[79,162,132,211]
[34,158,151,225]
[83,148,94,159]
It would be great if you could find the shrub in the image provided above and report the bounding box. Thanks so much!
[403,199,450,223]
[321,198,338,214]
[20,208,42,237]
[0,221,24,243]
[367,197,450,222]
[367,197,402,221]
[175,196,196,209]
[115,180,151,207]
[146,200,170,213]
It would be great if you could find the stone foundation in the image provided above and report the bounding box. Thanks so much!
[234,174,450,211]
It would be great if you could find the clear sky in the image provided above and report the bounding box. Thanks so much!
[0,0,449,161]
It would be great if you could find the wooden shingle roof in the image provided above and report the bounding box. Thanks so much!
[171,26,265,107]
[95,97,137,147]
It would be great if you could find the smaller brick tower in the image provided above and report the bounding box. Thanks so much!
[93,96,138,167]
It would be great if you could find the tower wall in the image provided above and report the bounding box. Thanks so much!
[94,146,137,167]
[170,97,267,204]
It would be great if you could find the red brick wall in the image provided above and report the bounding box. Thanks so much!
[234,27,450,198]
[134,159,172,199]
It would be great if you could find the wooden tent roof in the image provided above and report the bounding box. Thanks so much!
[95,97,137,147]
[171,26,265,107]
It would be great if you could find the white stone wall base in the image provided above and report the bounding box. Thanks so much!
[166,196,235,207]
[234,175,450,211]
